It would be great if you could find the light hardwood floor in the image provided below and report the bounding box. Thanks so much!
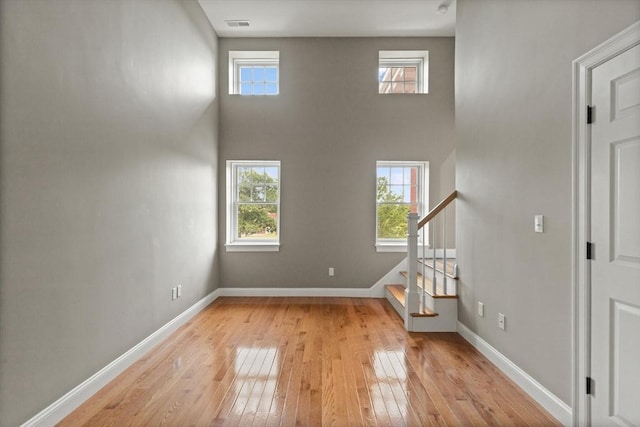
[60,297,561,426]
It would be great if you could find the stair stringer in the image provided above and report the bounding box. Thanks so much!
[369,257,408,297]
[384,285,406,318]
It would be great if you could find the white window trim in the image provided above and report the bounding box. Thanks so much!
[375,160,429,252]
[226,160,281,252]
[378,50,429,94]
[228,51,280,95]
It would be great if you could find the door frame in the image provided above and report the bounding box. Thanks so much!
[571,21,640,427]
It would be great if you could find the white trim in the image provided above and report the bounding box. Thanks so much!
[21,289,222,427]
[378,50,429,94]
[226,160,281,250]
[571,20,640,427]
[457,322,572,426]
[375,160,429,246]
[225,243,280,252]
[228,50,279,95]
[375,243,408,252]
[217,287,372,298]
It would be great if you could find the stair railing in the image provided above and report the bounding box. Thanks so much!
[406,190,457,315]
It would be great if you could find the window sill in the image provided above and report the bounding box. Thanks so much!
[225,242,280,253]
[375,243,408,253]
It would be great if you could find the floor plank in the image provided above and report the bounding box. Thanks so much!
[59,297,562,426]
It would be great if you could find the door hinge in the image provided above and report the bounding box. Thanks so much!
[587,105,594,124]
[586,377,593,395]
[586,241,594,260]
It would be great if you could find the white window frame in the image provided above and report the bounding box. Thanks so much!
[378,50,429,94]
[226,160,281,252]
[375,160,429,252]
[228,51,280,96]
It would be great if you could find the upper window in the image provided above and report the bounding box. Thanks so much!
[378,50,429,94]
[376,161,428,251]
[226,161,281,251]
[229,51,279,96]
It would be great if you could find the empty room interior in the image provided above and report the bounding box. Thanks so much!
[1,0,639,426]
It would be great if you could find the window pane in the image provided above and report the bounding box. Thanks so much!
[253,67,265,82]
[378,67,389,82]
[254,83,265,95]
[265,67,278,82]
[265,83,278,95]
[389,185,404,200]
[265,185,278,202]
[391,82,403,93]
[237,204,278,239]
[240,83,253,95]
[238,184,251,202]
[377,166,390,181]
[379,82,391,93]
[240,67,252,82]
[252,167,265,183]
[264,167,278,181]
[390,168,404,185]
[404,66,417,81]
[391,67,404,81]
[403,167,412,184]
[404,187,418,203]
[252,185,265,202]
[377,179,390,203]
[377,204,410,239]
[404,83,416,93]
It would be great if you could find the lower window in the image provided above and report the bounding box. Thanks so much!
[376,161,428,251]
[226,160,281,252]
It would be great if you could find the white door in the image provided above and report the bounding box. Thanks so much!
[590,43,640,426]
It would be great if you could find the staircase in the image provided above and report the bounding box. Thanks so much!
[383,191,458,332]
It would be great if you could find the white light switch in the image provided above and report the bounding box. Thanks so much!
[534,215,544,233]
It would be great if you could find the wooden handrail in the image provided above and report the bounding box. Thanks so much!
[417,190,457,229]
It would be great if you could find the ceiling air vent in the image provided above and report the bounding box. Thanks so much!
[225,20,250,27]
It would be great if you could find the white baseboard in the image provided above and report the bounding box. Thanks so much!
[217,287,372,298]
[456,322,572,426]
[21,289,222,427]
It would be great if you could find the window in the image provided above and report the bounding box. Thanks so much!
[226,161,281,252]
[378,50,429,94]
[376,161,428,251]
[228,51,279,95]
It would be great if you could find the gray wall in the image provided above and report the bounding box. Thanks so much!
[0,0,219,425]
[455,0,640,405]
[219,37,455,288]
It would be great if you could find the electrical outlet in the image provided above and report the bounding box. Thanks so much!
[498,313,506,330]
[172,287,177,300]
[478,302,484,317]
[177,285,182,298]
[328,267,334,276]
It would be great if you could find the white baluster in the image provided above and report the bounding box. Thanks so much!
[431,216,436,296]
[443,207,447,295]
[406,213,420,329]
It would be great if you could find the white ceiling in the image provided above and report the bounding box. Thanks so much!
[197,0,456,38]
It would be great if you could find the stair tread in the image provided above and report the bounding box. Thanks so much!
[418,258,458,278]
[399,271,458,298]
[385,284,405,306]
[411,308,438,317]
[384,285,439,317]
